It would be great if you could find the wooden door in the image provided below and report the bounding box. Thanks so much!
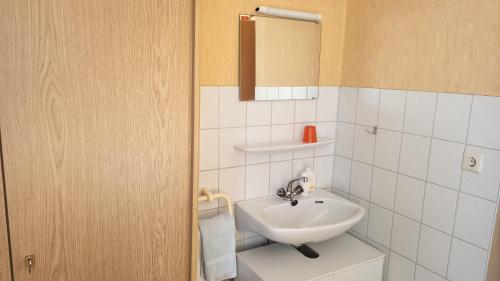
[0,1,193,280]
[0,133,12,281]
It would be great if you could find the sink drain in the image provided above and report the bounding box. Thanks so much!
[294,244,319,259]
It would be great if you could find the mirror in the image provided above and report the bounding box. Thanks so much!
[239,15,322,101]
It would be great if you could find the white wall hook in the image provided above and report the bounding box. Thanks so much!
[366,126,378,135]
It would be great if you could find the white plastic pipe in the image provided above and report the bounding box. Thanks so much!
[255,6,322,22]
[198,188,233,215]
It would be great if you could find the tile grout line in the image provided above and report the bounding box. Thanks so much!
[444,94,473,279]
[349,87,359,198]
[348,88,369,240]
[459,95,489,281]
[381,89,406,281]
[346,87,358,200]
[331,87,341,192]
[367,89,385,248]
[216,86,221,210]
[385,90,411,278]
[412,89,439,281]
[267,88,273,197]
[333,118,500,153]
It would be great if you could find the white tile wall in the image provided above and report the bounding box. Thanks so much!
[415,265,445,281]
[417,225,451,276]
[271,100,295,124]
[468,95,500,150]
[315,122,336,156]
[378,89,406,131]
[394,175,425,221]
[200,85,500,280]
[338,87,358,122]
[335,122,355,158]
[219,86,246,128]
[199,85,338,250]
[246,101,271,126]
[399,134,431,180]
[448,238,488,281]
[199,129,218,170]
[421,183,458,234]
[427,139,465,190]
[295,99,317,123]
[350,196,369,235]
[391,214,420,261]
[371,167,397,210]
[245,163,270,200]
[246,126,271,164]
[333,156,351,192]
[367,204,393,247]
[374,129,402,172]
[200,86,219,129]
[350,161,373,201]
[353,125,376,164]
[219,127,246,168]
[432,93,472,143]
[403,91,436,136]
[317,87,339,121]
[453,193,496,249]
[335,87,500,281]
[356,88,380,126]
[387,252,415,281]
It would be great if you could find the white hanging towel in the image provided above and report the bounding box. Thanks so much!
[198,212,237,281]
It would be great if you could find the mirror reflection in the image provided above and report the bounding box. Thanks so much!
[240,15,322,101]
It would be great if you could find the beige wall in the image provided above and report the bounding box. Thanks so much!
[200,0,500,96]
[199,0,347,86]
[341,0,500,97]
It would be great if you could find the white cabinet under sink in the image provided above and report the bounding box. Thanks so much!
[236,234,385,281]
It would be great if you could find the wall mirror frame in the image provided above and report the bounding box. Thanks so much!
[239,14,322,101]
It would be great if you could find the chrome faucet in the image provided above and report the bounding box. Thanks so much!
[277,177,308,206]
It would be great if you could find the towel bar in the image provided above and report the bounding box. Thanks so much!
[198,188,233,215]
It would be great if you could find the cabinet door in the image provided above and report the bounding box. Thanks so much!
[0,1,194,280]
[335,259,384,281]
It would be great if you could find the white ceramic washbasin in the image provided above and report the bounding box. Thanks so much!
[235,189,365,245]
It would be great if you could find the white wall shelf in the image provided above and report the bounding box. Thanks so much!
[234,138,335,154]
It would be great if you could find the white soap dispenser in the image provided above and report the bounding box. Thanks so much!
[300,168,315,196]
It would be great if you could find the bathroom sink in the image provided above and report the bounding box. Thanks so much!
[235,189,365,245]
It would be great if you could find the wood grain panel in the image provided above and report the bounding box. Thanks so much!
[191,0,201,279]
[341,0,500,96]
[487,206,500,281]
[255,16,321,86]
[0,1,193,280]
[239,20,256,101]
[0,133,12,281]
[200,0,347,86]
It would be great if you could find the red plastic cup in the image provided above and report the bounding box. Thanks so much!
[303,126,317,143]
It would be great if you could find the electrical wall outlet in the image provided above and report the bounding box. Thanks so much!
[462,151,484,173]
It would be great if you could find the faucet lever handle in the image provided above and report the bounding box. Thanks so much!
[292,185,304,195]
